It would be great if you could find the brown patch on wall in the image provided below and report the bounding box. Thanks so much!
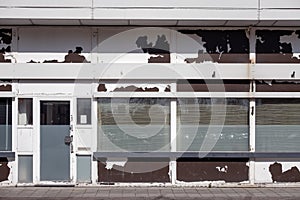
[98,160,170,183]
[98,84,107,92]
[269,162,300,182]
[0,158,10,182]
[256,81,300,92]
[177,80,250,92]
[113,86,159,92]
[177,158,249,182]
[164,85,171,92]
[0,85,12,91]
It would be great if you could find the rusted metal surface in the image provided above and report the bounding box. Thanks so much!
[177,158,249,182]
[177,80,250,92]
[98,160,170,183]
[0,158,10,182]
[269,162,300,182]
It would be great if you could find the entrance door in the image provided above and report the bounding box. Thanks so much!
[40,101,71,181]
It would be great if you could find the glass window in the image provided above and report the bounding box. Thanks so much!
[177,98,249,152]
[40,101,70,125]
[256,99,300,152]
[18,98,33,125]
[0,98,12,151]
[97,98,170,152]
[77,98,91,125]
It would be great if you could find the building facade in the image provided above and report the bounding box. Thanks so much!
[1,0,300,186]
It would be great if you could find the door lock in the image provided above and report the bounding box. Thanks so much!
[64,135,73,145]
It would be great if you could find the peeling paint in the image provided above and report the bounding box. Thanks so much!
[177,158,249,182]
[256,80,300,92]
[136,35,170,63]
[99,83,169,92]
[269,162,300,182]
[98,84,107,92]
[105,158,127,170]
[256,30,300,63]
[98,160,170,183]
[177,80,250,92]
[0,158,10,182]
[178,29,249,63]
[36,47,90,63]
[113,85,159,92]
[0,29,12,63]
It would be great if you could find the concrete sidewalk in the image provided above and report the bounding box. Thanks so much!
[0,186,300,199]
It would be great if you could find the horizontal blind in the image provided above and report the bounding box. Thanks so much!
[177,98,249,152]
[256,99,300,152]
[98,98,170,152]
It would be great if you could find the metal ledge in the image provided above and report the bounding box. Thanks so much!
[0,151,15,159]
[93,152,300,159]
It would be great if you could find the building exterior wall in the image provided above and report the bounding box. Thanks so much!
[1,1,300,186]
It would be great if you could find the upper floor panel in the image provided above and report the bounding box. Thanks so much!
[0,0,300,26]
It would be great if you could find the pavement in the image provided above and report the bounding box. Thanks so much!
[0,186,300,199]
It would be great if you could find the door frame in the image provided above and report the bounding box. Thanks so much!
[34,97,75,185]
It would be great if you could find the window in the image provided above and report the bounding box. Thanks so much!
[256,99,300,152]
[0,98,12,151]
[77,98,91,125]
[177,98,249,152]
[18,98,33,125]
[97,98,170,152]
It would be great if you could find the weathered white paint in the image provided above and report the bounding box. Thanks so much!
[17,128,33,152]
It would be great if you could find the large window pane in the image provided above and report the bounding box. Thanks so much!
[256,99,300,152]
[97,98,170,152]
[177,98,249,152]
[0,98,12,151]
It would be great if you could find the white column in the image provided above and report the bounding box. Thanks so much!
[249,81,256,184]
[91,81,98,184]
[248,27,256,185]
[170,100,177,184]
[11,91,18,185]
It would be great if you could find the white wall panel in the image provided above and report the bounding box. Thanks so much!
[93,0,259,8]
[18,81,76,95]
[260,0,300,9]
[75,128,92,152]
[1,0,92,7]
[0,8,91,19]
[93,9,258,20]
[17,128,33,152]
[260,10,300,20]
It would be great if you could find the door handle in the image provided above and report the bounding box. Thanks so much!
[64,135,73,145]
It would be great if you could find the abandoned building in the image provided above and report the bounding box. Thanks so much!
[1,0,300,186]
